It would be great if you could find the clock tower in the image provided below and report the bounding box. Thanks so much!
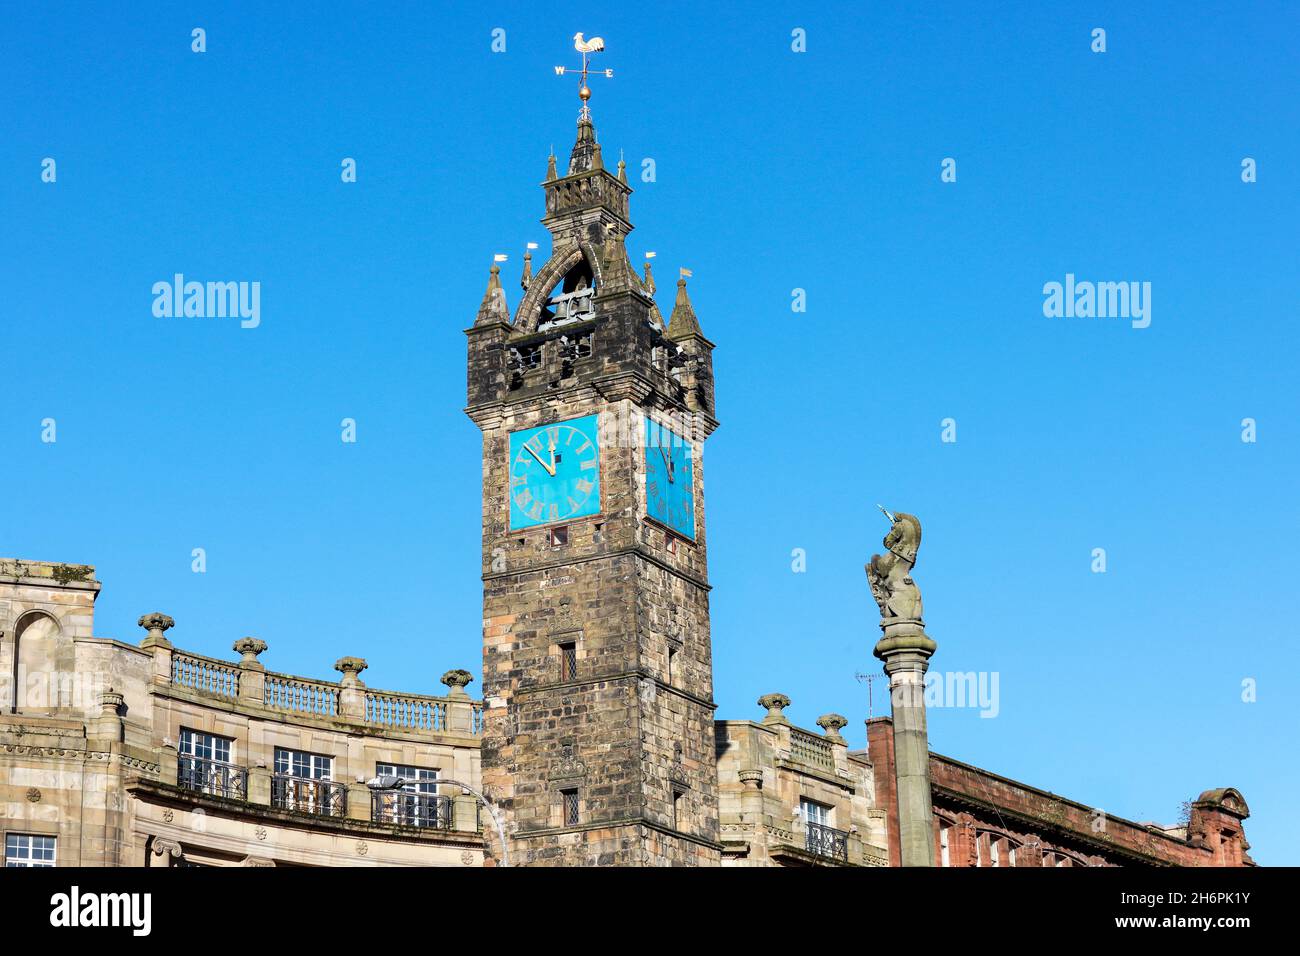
[465,87,720,866]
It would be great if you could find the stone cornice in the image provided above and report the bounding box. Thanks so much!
[510,670,717,712]
[482,545,711,592]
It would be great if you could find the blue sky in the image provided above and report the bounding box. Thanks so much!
[4,2,1296,864]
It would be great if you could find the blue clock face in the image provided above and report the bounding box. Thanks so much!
[645,418,695,539]
[509,415,601,529]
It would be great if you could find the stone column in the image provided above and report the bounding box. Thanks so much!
[874,619,937,867]
[441,669,475,733]
[334,656,368,721]
[233,637,268,707]
[138,613,175,687]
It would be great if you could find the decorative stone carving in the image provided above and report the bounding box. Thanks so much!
[356,841,369,856]
[757,693,791,725]
[162,809,174,823]
[441,669,475,697]
[816,713,849,744]
[25,787,41,803]
[866,509,924,622]
[669,741,688,785]
[233,637,268,667]
[138,612,175,648]
[151,838,182,860]
[100,689,125,716]
[738,769,763,790]
[333,657,368,685]
[255,827,267,842]
[460,850,476,866]
[549,744,587,780]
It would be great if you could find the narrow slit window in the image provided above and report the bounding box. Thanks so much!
[559,641,577,682]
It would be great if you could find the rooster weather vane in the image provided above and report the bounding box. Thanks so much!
[555,32,612,119]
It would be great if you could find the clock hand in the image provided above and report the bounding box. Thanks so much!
[524,442,556,477]
[658,444,674,483]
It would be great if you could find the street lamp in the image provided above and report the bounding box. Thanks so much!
[365,775,509,867]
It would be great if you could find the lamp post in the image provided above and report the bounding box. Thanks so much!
[365,775,509,868]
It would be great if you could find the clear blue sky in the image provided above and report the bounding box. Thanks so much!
[4,2,1296,864]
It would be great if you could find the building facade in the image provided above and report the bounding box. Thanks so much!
[0,94,1255,871]
[1,560,484,867]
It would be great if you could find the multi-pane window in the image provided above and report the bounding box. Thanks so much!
[271,748,341,816]
[800,798,830,827]
[939,826,951,867]
[274,747,332,780]
[558,642,577,682]
[178,729,242,798]
[561,788,580,827]
[990,839,1002,867]
[374,763,443,828]
[5,834,56,867]
[1009,846,1017,867]
[180,729,232,763]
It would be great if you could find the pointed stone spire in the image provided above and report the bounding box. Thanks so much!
[474,263,510,327]
[666,276,703,340]
[618,150,628,184]
[568,114,599,175]
[642,257,656,296]
[521,249,533,291]
[546,150,558,182]
[591,142,604,171]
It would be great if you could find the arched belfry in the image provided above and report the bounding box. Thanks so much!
[464,37,719,866]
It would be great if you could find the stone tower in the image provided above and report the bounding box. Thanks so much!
[465,97,721,865]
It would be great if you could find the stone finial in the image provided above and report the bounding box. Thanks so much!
[738,769,764,790]
[666,277,703,341]
[817,713,849,744]
[233,637,268,668]
[546,151,558,182]
[757,693,791,725]
[474,263,510,327]
[521,250,533,291]
[441,669,475,698]
[642,257,657,296]
[138,612,175,648]
[617,156,627,184]
[334,657,368,686]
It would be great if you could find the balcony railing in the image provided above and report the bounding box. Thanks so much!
[806,822,849,862]
[270,775,347,817]
[371,791,453,830]
[177,756,248,800]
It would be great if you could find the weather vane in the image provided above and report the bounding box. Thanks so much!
[555,32,612,119]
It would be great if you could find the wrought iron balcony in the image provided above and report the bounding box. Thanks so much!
[177,756,248,800]
[371,791,453,830]
[806,822,849,862]
[270,774,347,817]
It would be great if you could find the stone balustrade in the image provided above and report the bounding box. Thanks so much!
[138,614,482,738]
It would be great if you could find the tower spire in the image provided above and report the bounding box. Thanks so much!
[667,272,703,340]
